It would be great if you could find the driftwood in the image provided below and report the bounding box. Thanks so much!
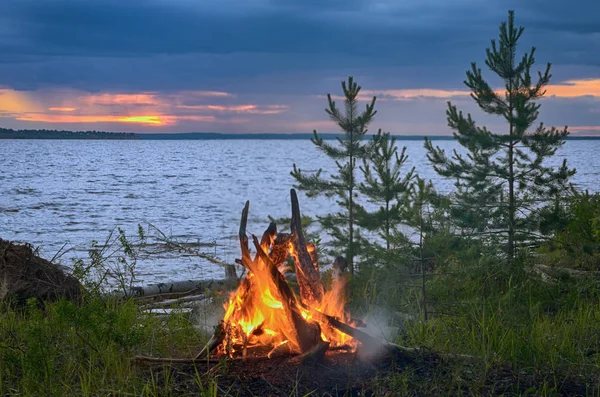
[115,279,237,298]
[289,189,325,305]
[140,294,208,310]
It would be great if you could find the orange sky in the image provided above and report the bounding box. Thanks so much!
[0,78,599,134]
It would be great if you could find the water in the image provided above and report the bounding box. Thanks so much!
[1,139,598,284]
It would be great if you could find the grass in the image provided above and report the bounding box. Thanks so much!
[2,253,600,396]
[392,258,600,396]
[0,297,209,396]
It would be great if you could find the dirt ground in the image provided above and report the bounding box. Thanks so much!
[134,349,594,396]
[0,238,82,305]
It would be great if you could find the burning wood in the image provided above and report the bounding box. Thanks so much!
[206,189,358,361]
[192,188,418,367]
[290,189,325,306]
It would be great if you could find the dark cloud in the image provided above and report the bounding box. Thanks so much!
[0,0,598,113]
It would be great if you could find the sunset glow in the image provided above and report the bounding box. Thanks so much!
[48,107,77,112]
[546,79,600,98]
[0,78,598,133]
[117,116,164,125]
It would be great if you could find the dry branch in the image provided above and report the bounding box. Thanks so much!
[289,189,325,305]
[146,223,237,279]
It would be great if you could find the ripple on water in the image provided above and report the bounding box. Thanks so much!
[1,139,597,284]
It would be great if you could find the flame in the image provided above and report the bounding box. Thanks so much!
[221,234,355,357]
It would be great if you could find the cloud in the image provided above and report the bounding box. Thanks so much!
[0,87,287,128]
[0,0,598,134]
[569,126,600,133]
[177,104,289,114]
[546,79,600,98]
[2,0,598,94]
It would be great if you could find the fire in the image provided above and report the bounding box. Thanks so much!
[218,196,357,358]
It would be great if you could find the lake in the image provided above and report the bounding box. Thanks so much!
[1,139,598,284]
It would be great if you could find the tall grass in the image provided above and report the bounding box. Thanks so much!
[0,297,206,396]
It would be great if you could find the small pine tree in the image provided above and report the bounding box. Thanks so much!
[357,131,414,255]
[425,10,575,262]
[291,77,377,274]
[402,177,441,320]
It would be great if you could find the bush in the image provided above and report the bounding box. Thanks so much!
[538,191,600,270]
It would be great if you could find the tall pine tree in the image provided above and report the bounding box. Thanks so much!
[291,77,377,274]
[425,10,575,262]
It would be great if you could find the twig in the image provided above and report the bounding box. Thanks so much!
[131,355,222,364]
[146,222,234,269]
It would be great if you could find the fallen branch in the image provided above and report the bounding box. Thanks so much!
[311,309,419,362]
[114,278,237,298]
[146,222,238,278]
[131,355,222,364]
[140,294,208,310]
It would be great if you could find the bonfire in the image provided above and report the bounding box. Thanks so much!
[195,189,412,364]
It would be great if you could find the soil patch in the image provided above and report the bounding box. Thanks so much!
[0,238,82,306]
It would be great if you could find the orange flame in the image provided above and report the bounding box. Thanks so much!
[221,235,355,357]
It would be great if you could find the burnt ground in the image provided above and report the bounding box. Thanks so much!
[133,349,596,396]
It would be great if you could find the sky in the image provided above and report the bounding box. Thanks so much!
[0,0,598,135]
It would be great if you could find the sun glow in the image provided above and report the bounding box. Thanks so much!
[48,107,76,112]
[117,115,163,125]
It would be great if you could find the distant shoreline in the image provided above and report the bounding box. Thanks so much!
[1,128,599,140]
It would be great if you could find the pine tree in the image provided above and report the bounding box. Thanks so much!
[425,10,575,263]
[357,131,414,254]
[291,76,377,274]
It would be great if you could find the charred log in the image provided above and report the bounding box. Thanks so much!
[289,189,325,305]
[270,232,292,269]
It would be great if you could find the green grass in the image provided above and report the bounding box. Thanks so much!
[0,297,208,396]
[3,255,600,396]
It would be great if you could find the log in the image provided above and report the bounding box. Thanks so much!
[300,339,330,365]
[195,321,226,360]
[260,222,277,252]
[131,355,222,364]
[140,294,207,310]
[311,309,419,363]
[113,279,236,298]
[307,242,319,272]
[289,189,325,305]
[238,201,254,271]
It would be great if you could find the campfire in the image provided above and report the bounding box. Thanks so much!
[132,189,420,395]
[197,189,362,362]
